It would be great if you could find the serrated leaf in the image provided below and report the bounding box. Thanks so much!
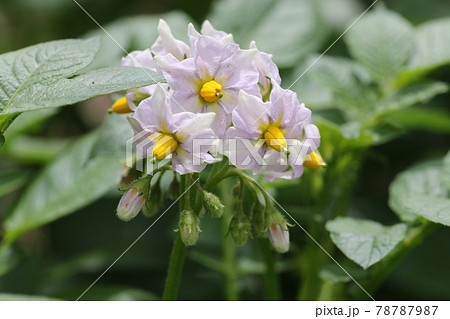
[3,114,130,243]
[2,66,164,115]
[345,8,414,87]
[376,82,448,113]
[0,37,100,112]
[326,217,407,269]
[208,0,327,68]
[397,18,450,85]
[389,159,450,224]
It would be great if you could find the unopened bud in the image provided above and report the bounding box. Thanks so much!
[112,96,133,114]
[142,184,162,217]
[229,212,252,246]
[303,152,326,169]
[178,210,200,246]
[116,188,146,221]
[168,175,180,200]
[250,200,266,236]
[201,191,224,218]
[267,209,290,253]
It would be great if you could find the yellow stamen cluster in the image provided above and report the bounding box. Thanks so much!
[303,152,326,169]
[200,80,223,102]
[112,97,133,114]
[152,134,178,160]
[264,126,288,153]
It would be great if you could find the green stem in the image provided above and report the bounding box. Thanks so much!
[219,178,239,300]
[297,149,366,300]
[162,174,190,300]
[162,232,187,300]
[259,238,281,300]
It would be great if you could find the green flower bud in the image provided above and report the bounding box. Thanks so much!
[201,191,224,218]
[168,175,180,200]
[178,209,200,246]
[250,200,266,236]
[229,212,252,246]
[267,208,290,253]
[142,184,162,217]
[116,188,146,221]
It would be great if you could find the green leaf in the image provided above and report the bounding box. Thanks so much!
[84,12,192,69]
[389,159,450,224]
[376,82,449,113]
[399,196,450,227]
[0,168,31,197]
[307,56,372,112]
[382,107,450,134]
[345,8,414,87]
[1,136,70,164]
[3,115,131,243]
[397,18,450,85]
[0,37,100,113]
[208,0,327,68]
[319,263,367,284]
[326,217,407,269]
[1,66,164,115]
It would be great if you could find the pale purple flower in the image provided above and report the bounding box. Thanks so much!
[249,41,281,98]
[225,81,320,181]
[189,20,235,45]
[121,49,165,110]
[155,34,260,137]
[151,19,191,61]
[130,86,216,174]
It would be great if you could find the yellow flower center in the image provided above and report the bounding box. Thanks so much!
[264,126,288,153]
[200,80,223,102]
[152,134,178,160]
[303,152,326,169]
[112,96,133,114]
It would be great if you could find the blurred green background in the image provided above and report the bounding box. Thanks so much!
[0,0,449,300]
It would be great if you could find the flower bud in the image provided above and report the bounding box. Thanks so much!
[116,188,146,221]
[267,209,290,253]
[201,190,224,218]
[117,166,140,189]
[112,96,133,114]
[303,152,326,169]
[250,200,266,236]
[142,184,162,217]
[178,209,200,246]
[229,212,252,246]
[168,175,180,200]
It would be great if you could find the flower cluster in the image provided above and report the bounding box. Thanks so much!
[113,19,323,180]
[114,20,325,252]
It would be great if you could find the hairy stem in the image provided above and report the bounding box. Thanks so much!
[162,174,190,300]
[219,178,239,300]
